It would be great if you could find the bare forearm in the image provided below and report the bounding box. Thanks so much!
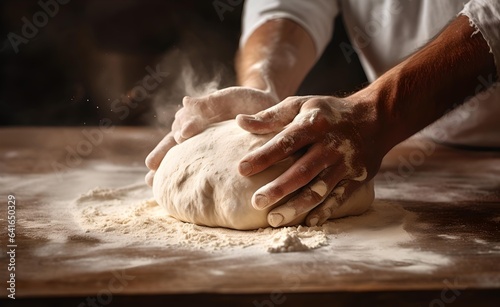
[236,19,317,100]
[355,15,497,153]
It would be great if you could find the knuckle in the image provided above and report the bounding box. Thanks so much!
[276,135,295,154]
[174,108,184,119]
[267,184,285,200]
[296,164,309,176]
[309,110,330,128]
[282,96,298,104]
[248,152,272,171]
[350,167,368,181]
[323,196,339,212]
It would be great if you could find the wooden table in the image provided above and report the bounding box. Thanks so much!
[0,127,499,306]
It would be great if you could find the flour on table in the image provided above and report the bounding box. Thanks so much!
[267,226,328,253]
[437,234,460,240]
[69,183,451,272]
[74,184,325,251]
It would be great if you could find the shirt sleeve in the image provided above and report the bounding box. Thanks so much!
[460,0,500,75]
[240,0,339,58]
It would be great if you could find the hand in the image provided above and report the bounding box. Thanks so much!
[172,86,278,143]
[236,95,382,227]
[145,86,278,187]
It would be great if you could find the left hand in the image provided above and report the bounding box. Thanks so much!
[236,95,382,227]
[145,86,278,187]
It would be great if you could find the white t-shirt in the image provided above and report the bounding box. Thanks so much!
[241,0,500,147]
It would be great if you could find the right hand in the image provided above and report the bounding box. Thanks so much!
[235,95,382,227]
[145,86,278,187]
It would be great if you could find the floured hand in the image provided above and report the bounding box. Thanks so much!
[145,87,278,187]
[236,95,382,227]
[172,86,278,143]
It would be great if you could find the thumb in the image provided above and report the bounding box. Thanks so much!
[236,97,304,134]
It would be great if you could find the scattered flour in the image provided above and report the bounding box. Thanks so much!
[267,227,328,253]
[437,234,460,240]
[474,238,488,245]
[75,184,327,251]
[69,183,452,272]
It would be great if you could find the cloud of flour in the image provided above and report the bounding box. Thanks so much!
[150,48,231,129]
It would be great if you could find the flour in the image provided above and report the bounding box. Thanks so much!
[267,227,328,253]
[70,183,452,272]
[267,232,309,253]
[75,184,324,251]
[437,234,460,240]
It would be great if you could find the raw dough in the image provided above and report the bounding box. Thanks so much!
[153,120,374,230]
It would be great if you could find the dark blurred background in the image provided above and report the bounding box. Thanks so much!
[0,0,367,126]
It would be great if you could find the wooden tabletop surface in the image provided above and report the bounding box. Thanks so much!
[0,127,499,306]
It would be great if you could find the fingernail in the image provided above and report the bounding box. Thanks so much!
[308,217,319,227]
[241,114,261,123]
[239,161,253,176]
[242,113,256,119]
[270,207,295,227]
[310,180,328,197]
[253,194,269,209]
[268,213,284,227]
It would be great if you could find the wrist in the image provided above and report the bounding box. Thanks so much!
[348,85,398,157]
[238,70,280,101]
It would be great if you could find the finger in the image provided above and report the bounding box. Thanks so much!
[183,95,217,119]
[181,95,196,107]
[172,111,195,144]
[145,170,155,187]
[172,107,192,143]
[251,143,342,210]
[145,132,176,171]
[305,179,375,226]
[178,96,221,141]
[179,118,206,141]
[172,106,185,127]
[170,108,184,141]
[238,121,315,177]
[236,96,306,134]
[265,164,347,227]
[305,180,350,227]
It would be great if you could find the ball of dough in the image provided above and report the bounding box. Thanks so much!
[153,120,294,230]
[153,120,373,230]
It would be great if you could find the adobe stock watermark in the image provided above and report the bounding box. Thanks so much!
[51,64,168,180]
[77,270,136,307]
[213,0,243,21]
[6,0,71,54]
[339,0,403,63]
